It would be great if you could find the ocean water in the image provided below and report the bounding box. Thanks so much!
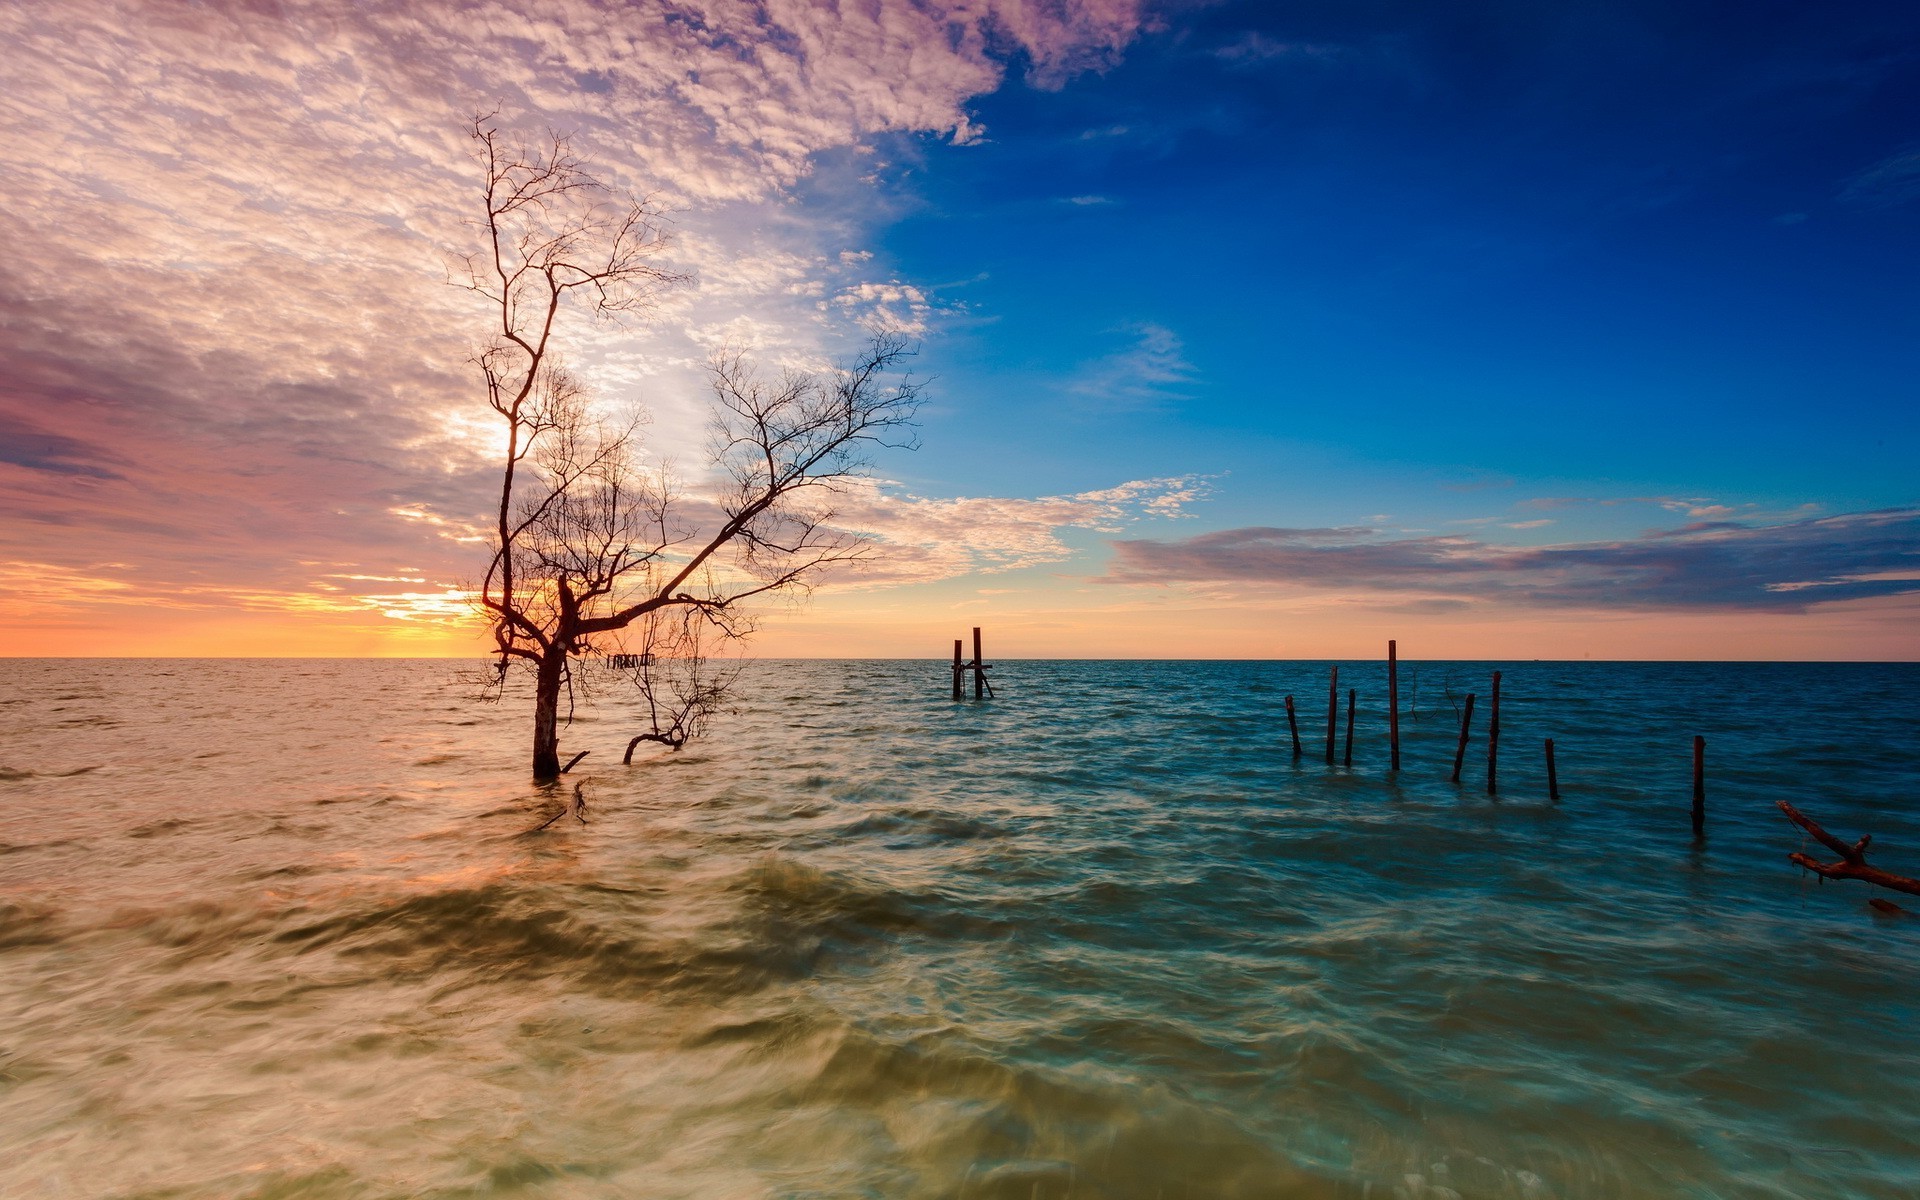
[1,657,1916,1200]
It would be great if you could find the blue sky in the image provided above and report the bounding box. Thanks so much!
[870,0,1920,533]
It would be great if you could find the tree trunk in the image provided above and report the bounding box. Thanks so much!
[532,647,566,781]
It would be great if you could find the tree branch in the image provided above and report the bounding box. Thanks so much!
[1779,801,1920,898]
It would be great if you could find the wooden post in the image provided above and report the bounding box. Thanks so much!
[1692,735,1706,837]
[1343,687,1356,767]
[1545,738,1559,801]
[1387,640,1401,771]
[972,627,985,700]
[1324,665,1339,764]
[952,639,963,701]
[1284,695,1301,758]
[1486,670,1502,796]
[1450,693,1476,783]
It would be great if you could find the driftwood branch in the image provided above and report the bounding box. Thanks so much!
[1778,801,1920,898]
[532,781,590,832]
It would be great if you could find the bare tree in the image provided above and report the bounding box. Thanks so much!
[459,117,920,779]
[618,604,742,760]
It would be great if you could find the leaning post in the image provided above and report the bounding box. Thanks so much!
[952,639,963,701]
[1284,695,1302,758]
[1545,738,1560,801]
[1387,640,1401,771]
[1451,694,1477,784]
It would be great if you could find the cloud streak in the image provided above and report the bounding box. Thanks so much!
[0,0,1150,645]
[1106,509,1920,612]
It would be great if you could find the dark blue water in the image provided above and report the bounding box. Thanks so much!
[1,659,1916,1198]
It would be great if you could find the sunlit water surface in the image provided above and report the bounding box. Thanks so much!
[2,658,1917,1199]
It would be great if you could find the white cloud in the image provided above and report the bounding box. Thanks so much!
[1066,322,1197,411]
[0,0,1151,625]
[824,474,1216,585]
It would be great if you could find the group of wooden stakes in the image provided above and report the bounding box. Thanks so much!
[939,635,1918,901]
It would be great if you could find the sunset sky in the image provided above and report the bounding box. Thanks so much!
[1,0,1916,659]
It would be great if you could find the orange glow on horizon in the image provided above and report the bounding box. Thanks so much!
[3,588,1913,661]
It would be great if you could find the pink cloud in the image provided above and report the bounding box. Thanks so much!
[0,0,1150,645]
[1106,509,1920,612]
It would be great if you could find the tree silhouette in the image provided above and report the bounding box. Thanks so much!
[458,115,919,779]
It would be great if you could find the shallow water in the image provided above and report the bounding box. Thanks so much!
[1,657,1917,1199]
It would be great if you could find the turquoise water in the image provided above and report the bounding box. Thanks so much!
[1,658,1916,1198]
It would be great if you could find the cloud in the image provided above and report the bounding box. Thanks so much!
[0,0,1150,639]
[1841,144,1920,208]
[1211,34,1340,67]
[825,474,1215,586]
[1066,322,1196,411]
[1105,508,1920,612]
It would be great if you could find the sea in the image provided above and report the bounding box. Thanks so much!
[1,657,1916,1199]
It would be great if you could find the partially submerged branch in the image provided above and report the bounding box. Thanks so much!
[618,604,742,760]
[1778,801,1920,898]
[533,781,590,832]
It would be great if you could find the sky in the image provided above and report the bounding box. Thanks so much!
[0,0,1916,660]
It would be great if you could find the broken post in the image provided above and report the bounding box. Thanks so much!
[951,639,963,701]
[1692,735,1706,837]
[1451,693,1476,784]
[1343,687,1356,768]
[1284,694,1302,758]
[1325,665,1339,764]
[1486,670,1502,796]
[1545,738,1560,801]
[1387,640,1401,771]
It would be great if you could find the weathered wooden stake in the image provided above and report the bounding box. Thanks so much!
[1387,640,1401,771]
[952,639,963,701]
[1450,693,1476,783]
[1343,687,1356,768]
[1545,738,1560,801]
[1486,670,1502,796]
[972,627,986,700]
[1284,694,1302,758]
[1324,665,1339,764]
[1692,735,1706,837]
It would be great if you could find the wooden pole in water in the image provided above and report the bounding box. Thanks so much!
[1284,695,1302,758]
[1324,665,1339,764]
[1343,687,1356,767]
[1692,735,1706,837]
[1451,693,1476,783]
[1545,738,1560,801]
[972,627,985,700]
[1486,670,1502,796]
[1387,640,1401,771]
[952,639,963,701]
